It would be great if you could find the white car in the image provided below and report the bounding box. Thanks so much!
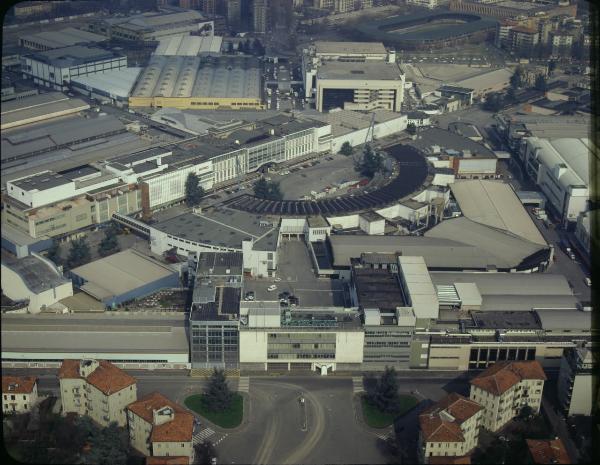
[585,277,591,287]
[274,277,282,282]
[267,285,277,292]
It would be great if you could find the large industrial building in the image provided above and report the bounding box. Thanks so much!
[20,45,127,91]
[88,9,214,42]
[302,41,404,112]
[1,313,190,369]
[129,56,263,110]
[1,253,73,314]
[18,27,108,51]
[153,35,223,56]
[69,249,179,307]
[0,91,90,130]
[70,67,143,107]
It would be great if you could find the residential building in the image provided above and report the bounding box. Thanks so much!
[59,359,137,427]
[406,0,441,9]
[127,392,194,464]
[334,0,354,13]
[20,45,127,91]
[227,0,241,30]
[508,27,539,57]
[469,361,546,432]
[419,393,483,463]
[253,0,268,33]
[1,253,73,314]
[557,345,594,416]
[526,438,571,464]
[2,376,38,414]
[549,30,573,57]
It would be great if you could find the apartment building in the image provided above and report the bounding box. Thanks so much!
[59,359,137,427]
[557,345,594,416]
[2,376,38,414]
[127,392,194,464]
[469,361,546,432]
[419,393,483,463]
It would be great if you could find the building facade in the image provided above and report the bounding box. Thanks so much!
[21,46,127,91]
[59,359,137,427]
[2,376,38,414]
[127,392,194,463]
[557,345,593,416]
[469,361,546,432]
[419,393,483,463]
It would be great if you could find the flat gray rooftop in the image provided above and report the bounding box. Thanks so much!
[408,127,496,158]
[197,252,244,277]
[316,60,403,81]
[470,311,542,330]
[26,45,122,68]
[19,27,107,49]
[2,254,69,294]
[10,170,71,191]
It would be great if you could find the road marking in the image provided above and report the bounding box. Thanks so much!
[237,376,250,392]
[213,433,228,446]
[193,427,215,444]
[352,377,364,394]
[375,431,392,441]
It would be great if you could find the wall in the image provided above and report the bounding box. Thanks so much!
[128,412,153,456]
[60,377,86,416]
[239,330,269,363]
[152,441,193,463]
[335,331,364,363]
[326,213,359,229]
[2,384,38,414]
[7,176,76,209]
[129,95,264,110]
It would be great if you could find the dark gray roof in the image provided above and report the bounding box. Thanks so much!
[408,127,495,158]
[253,229,279,252]
[470,311,541,330]
[353,267,407,310]
[25,45,123,68]
[110,147,171,167]
[10,171,71,190]
[2,254,69,294]
[197,252,244,277]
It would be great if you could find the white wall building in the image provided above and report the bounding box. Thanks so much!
[21,45,127,91]
[557,345,594,416]
[2,376,38,414]
[520,137,590,226]
[1,253,73,314]
[59,359,137,427]
[469,361,546,432]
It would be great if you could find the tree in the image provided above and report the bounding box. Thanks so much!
[67,237,91,269]
[510,66,523,90]
[203,368,233,412]
[355,145,384,178]
[98,223,120,257]
[253,178,284,201]
[195,440,217,465]
[368,366,402,414]
[82,421,129,465]
[185,172,205,207]
[483,92,505,112]
[339,141,354,156]
[46,240,62,266]
[407,122,417,135]
[534,74,547,92]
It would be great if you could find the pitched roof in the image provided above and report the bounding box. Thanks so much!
[429,456,472,464]
[127,392,194,443]
[420,393,482,443]
[58,359,136,395]
[470,361,547,395]
[526,438,571,464]
[146,457,189,465]
[2,376,37,394]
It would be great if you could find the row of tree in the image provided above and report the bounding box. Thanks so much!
[340,142,386,178]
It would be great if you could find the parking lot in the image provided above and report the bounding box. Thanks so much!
[243,240,346,307]
[275,153,361,200]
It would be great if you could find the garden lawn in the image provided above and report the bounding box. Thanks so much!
[184,394,243,429]
[361,394,419,429]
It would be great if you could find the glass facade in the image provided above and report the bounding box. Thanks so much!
[191,323,239,368]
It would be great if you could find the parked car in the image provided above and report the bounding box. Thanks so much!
[267,285,277,292]
[244,291,255,301]
[585,277,591,287]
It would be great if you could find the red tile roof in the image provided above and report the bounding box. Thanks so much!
[58,360,136,395]
[420,393,482,443]
[469,361,546,396]
[429,455,471,464]
[127,392,194,443]
[526,439,571,464]
[146,457,189,465]
[2,376,37,394]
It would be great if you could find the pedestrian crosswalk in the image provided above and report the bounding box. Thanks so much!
[375,431,392,441]
[352,377,364,394]
[193,427,215,444]
[237,376,250,392]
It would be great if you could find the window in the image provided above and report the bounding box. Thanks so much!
[10,395,15,400]
[23,395,26,400]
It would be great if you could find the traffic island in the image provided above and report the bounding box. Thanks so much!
[184,394,244,429]
[360,394,419,429]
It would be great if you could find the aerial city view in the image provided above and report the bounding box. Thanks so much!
[0,0,596,464]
